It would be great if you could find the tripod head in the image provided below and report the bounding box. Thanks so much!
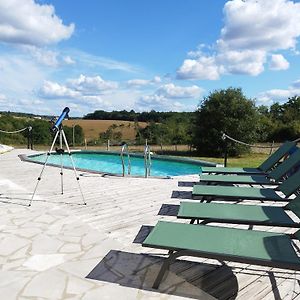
[51,107,70,133]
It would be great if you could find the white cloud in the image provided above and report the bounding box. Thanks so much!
[177,0,300,79]
[127,76,161,87]
[38,74,120,109]
[63,56,75,65]
[0,0,74,47]
[24,46,59,67]
[292,79,300,88]
[136,94,185,111]
[0,93,6,103]
[156,83,203,99]
[257,84,300,105]
[68,49,140,73]
[135,83,203,111]
[39,80,80,99]
[67,74,118,93]
[269,54,290,70]
[177,57,221,80]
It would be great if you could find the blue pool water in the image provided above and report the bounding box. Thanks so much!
[27,151,215,177]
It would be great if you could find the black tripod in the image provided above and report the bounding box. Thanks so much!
[29,125,86,206]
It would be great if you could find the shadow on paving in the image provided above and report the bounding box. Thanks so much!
[86,249,239,300]
[178,181,197,187]
[157,204,180,216]
[171,190,193,199]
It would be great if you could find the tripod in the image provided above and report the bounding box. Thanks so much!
[29,125,86,206]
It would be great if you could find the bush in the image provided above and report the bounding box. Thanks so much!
[194,88,258,157]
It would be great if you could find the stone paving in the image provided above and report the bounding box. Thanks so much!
[0,149,300,300]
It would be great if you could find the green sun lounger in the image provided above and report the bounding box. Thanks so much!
[200,141,296,175]
[192,168,300,202]
[142,221,300,289]
[199,147,300,186]
[177,195,300,228]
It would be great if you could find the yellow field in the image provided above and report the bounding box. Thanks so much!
[63,119,148,141]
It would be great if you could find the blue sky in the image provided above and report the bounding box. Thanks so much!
[1,0,300,116]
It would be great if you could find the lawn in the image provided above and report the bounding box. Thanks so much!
[197,153,269,168]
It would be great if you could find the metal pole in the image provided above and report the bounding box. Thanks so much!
[59,129,64,195]
[27,127,30,149]
[224,138,228,167]
[61,129,86,205]
[72,124,75,147]
[29,130,60,206]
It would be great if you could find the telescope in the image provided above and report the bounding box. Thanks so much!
[51,107,70,132]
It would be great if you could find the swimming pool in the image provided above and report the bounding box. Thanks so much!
[24,151,216,177]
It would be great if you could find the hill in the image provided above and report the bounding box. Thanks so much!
[63,119,148,141]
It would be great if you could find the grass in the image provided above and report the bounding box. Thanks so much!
[197,153,269,168]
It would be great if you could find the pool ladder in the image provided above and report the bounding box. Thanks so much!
[144,145,152,178]
[121,144,131,176]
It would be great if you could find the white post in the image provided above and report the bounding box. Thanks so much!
[107,139,110,151]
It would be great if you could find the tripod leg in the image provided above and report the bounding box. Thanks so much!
[61,130,87,205]
[29,130,59,206]
[59,131,64,195]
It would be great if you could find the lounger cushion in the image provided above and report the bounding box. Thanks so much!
[143,221,300,267]
[178,202,294,225]
[192,185,284,201]
[200,167,262,175]
[199,174,273,185]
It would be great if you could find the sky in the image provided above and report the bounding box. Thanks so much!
[1,0,300,117]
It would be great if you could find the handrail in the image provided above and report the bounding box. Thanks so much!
[120,143,131,176]
[144,145,152,178]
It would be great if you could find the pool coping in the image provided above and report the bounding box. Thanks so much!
[19,150,217,179]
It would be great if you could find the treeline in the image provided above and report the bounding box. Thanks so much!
[194,88,300,156]
[0,115,84,146]
[84,109,194,123]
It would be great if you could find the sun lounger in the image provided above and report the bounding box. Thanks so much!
[199,147,300,185]
[177,195,300,227]
[200,141,296,175]
[192,168,300,202]
[142,221,300,288]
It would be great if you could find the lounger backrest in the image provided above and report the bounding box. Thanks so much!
[286,195,300,219]
[259,141,296,172]
[269,147,300,181]
[279,168,300,198]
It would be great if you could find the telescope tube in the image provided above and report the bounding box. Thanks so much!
[51,107,70,132]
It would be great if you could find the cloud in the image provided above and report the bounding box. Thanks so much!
[0,93,6,103]
[38,74,119,108]
[269,54,289,70]
[135,83,203,111]
[68,49,140,73]
[127,76,161,87]
[136,94,185,111]
[67,74,118,93]
[257,81,300,105]
[156,83,203,99]
[177,57,221,80]
[177,0,300,79]
[63,56,75,65]
[0,0,74,47]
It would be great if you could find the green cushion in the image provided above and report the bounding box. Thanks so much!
[199,174,273,185]
[200,167,262,175]
[269,148,300,181]
[143,221,300,266]
[286,196,300,219]
[259,141,296,172]
[279,169,300,197]
[178,202,294,225]
[192,185,284,201]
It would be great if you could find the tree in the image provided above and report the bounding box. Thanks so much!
[194,88,258,156]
